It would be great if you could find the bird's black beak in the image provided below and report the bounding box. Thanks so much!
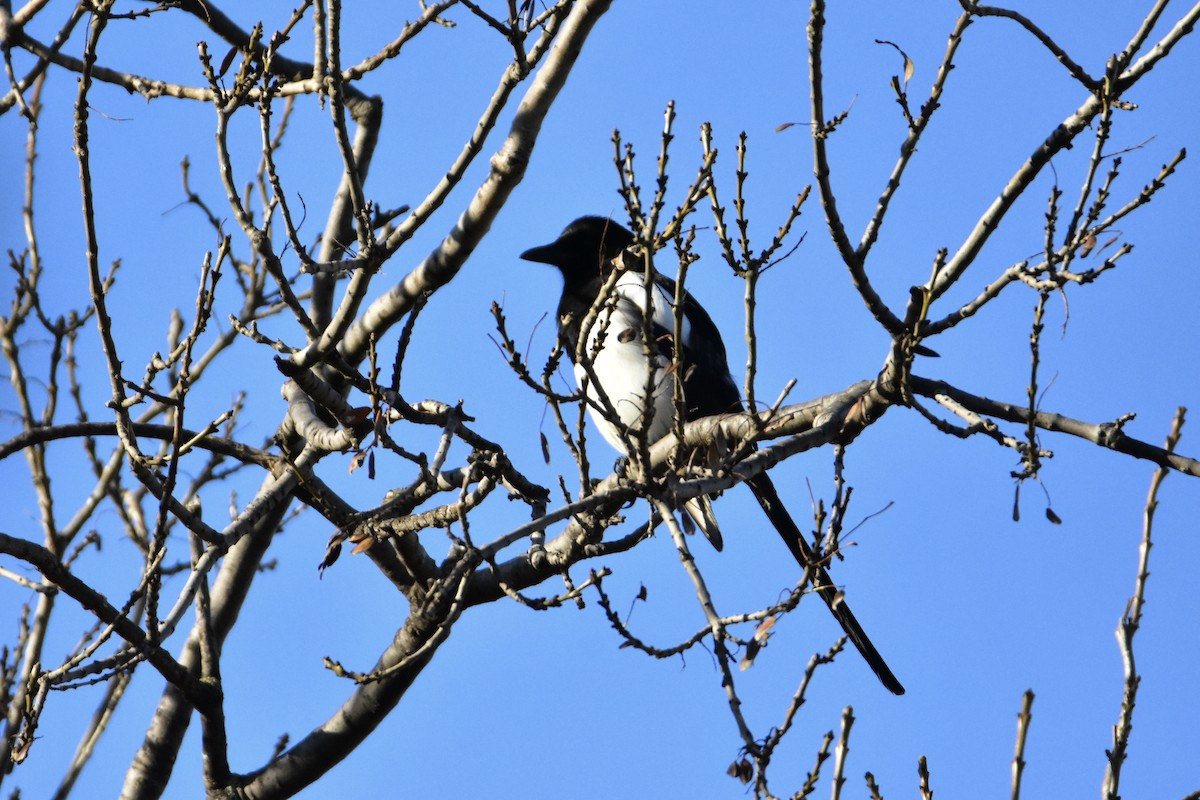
[519,241,560,266]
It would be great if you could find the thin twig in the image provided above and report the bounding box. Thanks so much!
[1103,407,1186,799]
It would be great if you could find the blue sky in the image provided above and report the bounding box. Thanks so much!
[2,1,1199,798]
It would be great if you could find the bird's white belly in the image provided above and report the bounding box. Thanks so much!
[575,278,680,453]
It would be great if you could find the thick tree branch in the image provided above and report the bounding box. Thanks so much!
[911,376,1200,476]
[341,0,613,364]
[0,533,218,709]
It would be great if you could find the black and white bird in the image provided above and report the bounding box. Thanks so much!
[521,215,904,695]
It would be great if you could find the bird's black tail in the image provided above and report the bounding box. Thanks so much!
[746,471,905,695]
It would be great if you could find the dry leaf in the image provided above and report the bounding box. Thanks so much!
[318,541,342,576]
[218,46,238,79]
[1080,231,1098,258]
[727,758,753,784]
[740,615,778,671]
[740,639,761,671]
[754,615,777,642]
[874,39,915,85]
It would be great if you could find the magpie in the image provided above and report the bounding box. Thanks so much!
[521,215,904,695]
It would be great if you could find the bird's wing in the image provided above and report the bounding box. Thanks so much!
[651,274,743,420]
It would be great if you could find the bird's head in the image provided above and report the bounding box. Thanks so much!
[519,216,635,286]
